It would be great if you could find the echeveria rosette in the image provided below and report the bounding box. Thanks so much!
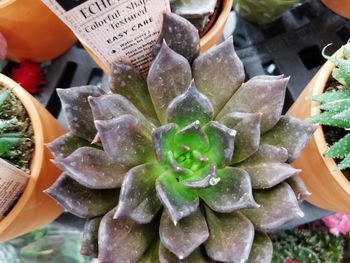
[46,13,316,263]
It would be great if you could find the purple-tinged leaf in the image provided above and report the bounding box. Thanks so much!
[95,115,154,166]
[98,208,156,263]
[148,41,192,124]
[159,243,209,263]
[57,86,104,141]
[167,83,213,127]
[139,240,160,263]
[160,209,209,260]
[220,112,261,164]
[175,121,209,151]
[109,62,158,124]
[203,121,236,168]
[247,231,273,263]
[199,167,258,213]
[188,16,210,32]
[171,0,216,18]
[53,147,128,189]
[45,174,119,218]
[153,13,200,62]
[261,115,317,163]
[81,217,102,258]
[115,162,163,224]
[193,37,245,115]
[156,171,199,225]
[152,123,178,163]
[242,183,304,231]
[46,133,95,159]
[89,94,155,132]
[204,208,254,263]
[238,145,300,189]
[216,75,289,133]
[286,175,311,202]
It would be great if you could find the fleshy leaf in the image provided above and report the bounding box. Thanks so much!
[286,175,311,202]
[45,174,119,218]
[323,47,350,88]
[319,98,350,113]
[95,115,154,166]
[139,239,160,263]
[115,163,163,224]
[204,208,254,263]
[81,217,102,258]
[203,121,236,167]
[57,86,104,141]
[156,171,199,225]
[171,0,216,18]
[148,41,192,124]
[333,108,350,123]
[238,145,300,189]
[53,147,128,189]
[242,183,304,231]
[152,123,178,163]
[98,208,156,263]
[220,112,261,164]
[167,83,213,127]
[308,111,350,128]
[89,94,155,132]
[199,167,258,213]
[46,133,96,159]
[109,62,158,123]
[175,121,209,151]
[247,231,273,263]
[338,154,350,170]
[159,209,209,260]
[193,37,245,115]
[261,116,317,163]
[153,13,200,62]
[181,164,217,188]
[159,244,209,263]
[308,89,350,103]
[217,75,289,133]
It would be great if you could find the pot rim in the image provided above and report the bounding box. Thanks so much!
[200,0,233,47]
[0,73,44,232]
[0,0,16,9]
[310,45,350,195]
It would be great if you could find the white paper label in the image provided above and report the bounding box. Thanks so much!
[0,159,29,220]
[42,0,170,75]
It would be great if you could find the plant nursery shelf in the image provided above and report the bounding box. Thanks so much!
[2,0,347,229]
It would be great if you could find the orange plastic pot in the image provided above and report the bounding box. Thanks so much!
[82,0,233,73]
[0,74,65,242]
[322,0,350,19]
[0,0,76,62]
[288,46,350,214]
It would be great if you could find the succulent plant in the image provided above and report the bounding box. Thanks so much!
[170,0,218,32]
[46,13,316,263]
[308,46,350,170]
[272,226,344,263]
[0,87,33,173]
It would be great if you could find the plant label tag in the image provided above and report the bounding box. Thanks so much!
[0,159,29,220]
[41,0,170,75]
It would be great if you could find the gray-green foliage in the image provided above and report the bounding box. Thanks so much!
[0,86,34,173]
[272,227,344,263]
[309,46,350,170]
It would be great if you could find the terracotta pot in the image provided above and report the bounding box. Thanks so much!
[82,0,234,73]
[288,46,350,213]
[0,74,65,242]
[322,0,350,19]
[0,0,76,62]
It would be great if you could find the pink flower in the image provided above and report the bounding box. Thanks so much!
[322,212,350,236]
[285,260,299,263]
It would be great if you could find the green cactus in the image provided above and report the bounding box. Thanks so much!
[308,46,350,170]
[0,86,34,173]
[46,13,316,262]
[272,227,344,263]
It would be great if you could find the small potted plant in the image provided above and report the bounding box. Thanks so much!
[46,13,316,262]
[0,74,65,242]
[235,0,300,24]
[288,44,350,214]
